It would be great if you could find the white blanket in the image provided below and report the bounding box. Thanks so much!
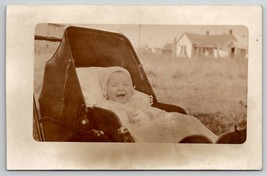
[96,99,218,143]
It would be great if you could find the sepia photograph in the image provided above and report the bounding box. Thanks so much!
[6,5,262,170]
[34,24,248,144]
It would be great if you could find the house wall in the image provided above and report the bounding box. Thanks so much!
[215,47,247,58]
[218,49,229,57]
[195,46,215,58]
[236,48,247,57]
[176,35,193,58]
[228,43,248,58]
[220,40,236,58]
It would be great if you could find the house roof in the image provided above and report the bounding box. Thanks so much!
[231,41,247,49]
[182,33,237,48]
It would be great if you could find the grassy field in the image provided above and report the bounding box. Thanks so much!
[34,40,247,139]
[138,54,247,135]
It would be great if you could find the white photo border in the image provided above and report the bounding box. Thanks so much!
[6,5,262,170]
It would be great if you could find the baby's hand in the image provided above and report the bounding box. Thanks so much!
[127,111,141,124]
[156,111,167,118]
[145,111,155,121]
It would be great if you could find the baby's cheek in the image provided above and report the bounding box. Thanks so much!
[127,91,134,100]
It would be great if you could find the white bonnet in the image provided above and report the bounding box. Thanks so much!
[100,66,133,99]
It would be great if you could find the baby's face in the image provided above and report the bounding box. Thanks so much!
[106,71,134,104]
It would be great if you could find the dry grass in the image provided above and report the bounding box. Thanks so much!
[138,54,247,135]
[33,40,60,140]
[34,40,60,99]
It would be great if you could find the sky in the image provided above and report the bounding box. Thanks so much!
[78,24,248,49]
[35,24,248,50]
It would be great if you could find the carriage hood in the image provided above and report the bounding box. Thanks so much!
[38,26,156,140]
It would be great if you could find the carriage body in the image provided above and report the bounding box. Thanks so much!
[37,26,186,142]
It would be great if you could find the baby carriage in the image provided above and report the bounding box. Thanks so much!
[35,26,187,142]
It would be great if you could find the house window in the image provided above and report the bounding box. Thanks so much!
[231,47,235,57]
[180,45,187,56]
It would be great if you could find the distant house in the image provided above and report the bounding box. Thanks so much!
[162,43,174,55]
[175,30,247,58]
[229,42,248,58]
[135,45,153,56]
[154,47,163,55]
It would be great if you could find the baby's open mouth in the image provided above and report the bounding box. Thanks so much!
[116,93,125,97]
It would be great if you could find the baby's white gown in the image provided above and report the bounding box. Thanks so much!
[96,92,218,143]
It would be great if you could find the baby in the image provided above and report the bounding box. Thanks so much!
[100,66,164,126]
[98,66,218,143]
